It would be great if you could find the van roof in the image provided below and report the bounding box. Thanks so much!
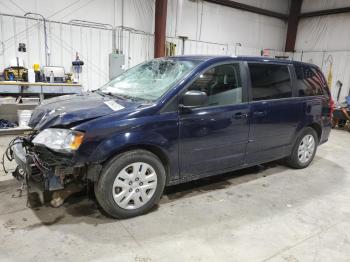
[168,55,319,68]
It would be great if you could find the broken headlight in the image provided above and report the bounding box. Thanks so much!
[32,128,84,153]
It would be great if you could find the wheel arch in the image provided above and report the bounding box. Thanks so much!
[307,122,322,143]
[289,122,322,154]
[102,144,171,184]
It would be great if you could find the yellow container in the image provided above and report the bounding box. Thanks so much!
[33,63,40,71]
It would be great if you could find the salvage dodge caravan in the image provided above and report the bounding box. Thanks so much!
[10,56,333,218]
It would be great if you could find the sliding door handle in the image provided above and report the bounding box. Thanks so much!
[253,111,266,118]
[233,112,248,119]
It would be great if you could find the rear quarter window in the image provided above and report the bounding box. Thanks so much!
[294,65,328,97]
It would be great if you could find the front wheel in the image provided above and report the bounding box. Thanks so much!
[95,150,166,219]
[286,127,318,169]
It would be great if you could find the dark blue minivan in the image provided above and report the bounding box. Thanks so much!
[11,56,333,218]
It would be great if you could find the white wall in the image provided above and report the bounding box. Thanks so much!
[0,0,155,90]
[296,12,350,51]
[167,0,289,56]
[301,0,350,13]
[0,0,291,91]
[294,0,350,101]
[0,0,155,31]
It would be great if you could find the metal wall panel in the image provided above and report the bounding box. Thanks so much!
[0,14,153,91]
[1,14,284,91]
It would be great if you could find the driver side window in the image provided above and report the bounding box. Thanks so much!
[188,63,242,107]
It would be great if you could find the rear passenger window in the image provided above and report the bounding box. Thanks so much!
[249,63,292,101]
[294,65,325,96]
[188,63,242,107]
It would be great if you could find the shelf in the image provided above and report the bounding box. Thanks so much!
[0,81,81,86]
[0,126,32,136]
[0,82,83,102]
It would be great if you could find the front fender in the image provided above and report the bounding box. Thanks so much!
[87,118,180,182]
[75,111,180,181]
[89,130,172,163]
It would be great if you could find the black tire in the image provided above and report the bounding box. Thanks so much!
[285,127,318,169]
[95,149,166,219]
[338,120,346,128]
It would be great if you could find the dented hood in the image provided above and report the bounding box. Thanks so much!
[28,92,138,130]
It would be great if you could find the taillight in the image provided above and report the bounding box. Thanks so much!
[329,97,335,118]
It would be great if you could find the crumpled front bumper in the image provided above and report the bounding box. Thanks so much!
[11,139,102,206]
[11,142,51,205]
[12,142,33,176]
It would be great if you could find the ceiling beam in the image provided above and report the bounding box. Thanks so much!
[154,0,167,58]
[300,7,350,18]
[285,0,303,52]
[203,0,288,20]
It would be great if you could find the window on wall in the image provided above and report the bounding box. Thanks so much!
[248,63,292,101]
[294,65,325,97]
[188,63,242,107]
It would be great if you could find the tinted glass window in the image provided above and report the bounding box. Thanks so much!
[249,63,292,101]
[188,64,242,107]
[316,68,330,98]
[295,65,326,97]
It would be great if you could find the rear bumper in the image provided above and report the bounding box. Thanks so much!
[320,125,332,145]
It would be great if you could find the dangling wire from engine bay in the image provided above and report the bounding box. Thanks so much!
[1,131,42,198]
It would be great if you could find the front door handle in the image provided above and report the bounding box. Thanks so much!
[253,111,266,118]
[233,112,248,119]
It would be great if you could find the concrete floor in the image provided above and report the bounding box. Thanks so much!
[0,130,349,262]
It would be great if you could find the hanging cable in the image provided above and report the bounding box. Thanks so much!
[198,1,204,41]
[24,12,49,65]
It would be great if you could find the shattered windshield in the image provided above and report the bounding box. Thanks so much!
[100,58,200,102]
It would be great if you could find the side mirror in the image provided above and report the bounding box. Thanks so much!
[180,90,208,109]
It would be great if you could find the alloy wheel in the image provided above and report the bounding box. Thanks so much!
[297,134,315,164]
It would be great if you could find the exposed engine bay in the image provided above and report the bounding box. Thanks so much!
[2,92,137,208]
[3,131,98,207]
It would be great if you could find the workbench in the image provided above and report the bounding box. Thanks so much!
[0,81,83,101]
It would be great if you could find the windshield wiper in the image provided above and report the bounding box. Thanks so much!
[94,89,151,103]
[93,89,108,97]
[93,90,127,100]
[106,93,127,100]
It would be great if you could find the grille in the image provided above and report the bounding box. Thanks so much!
[34,146,75,167]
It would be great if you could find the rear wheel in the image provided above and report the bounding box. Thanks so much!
[286,127,318,169]
[95,150,166,219]
[338,120,346,128]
